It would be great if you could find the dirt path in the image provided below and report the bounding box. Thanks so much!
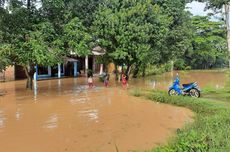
[0,78,193,152]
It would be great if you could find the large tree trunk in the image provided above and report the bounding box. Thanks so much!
[142,64,146,77]
[114,64,119,81]
[224,4,230,67]
[132,64,140,78]
[125,64,132,80]
[24,65,34,90]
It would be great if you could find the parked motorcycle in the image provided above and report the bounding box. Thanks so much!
[168,74,201,98]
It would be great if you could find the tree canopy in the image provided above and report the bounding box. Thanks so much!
[175,16,228,69]
[0,0,229,87]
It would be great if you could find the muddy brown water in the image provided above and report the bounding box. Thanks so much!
[131,70,227,90]
[0,70,225,152]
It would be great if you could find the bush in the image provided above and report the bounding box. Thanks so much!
[130,88,142,97]
[174,59,186,70]
[139,63,172,77]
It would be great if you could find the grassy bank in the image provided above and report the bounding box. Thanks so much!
[202,72,230,102]
[130,80,230,151]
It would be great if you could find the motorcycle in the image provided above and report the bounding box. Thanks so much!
[168,74,201,98]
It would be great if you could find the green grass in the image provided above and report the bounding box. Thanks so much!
[202,72,230,102]
[130,88,143,97]
[130,73,230,151]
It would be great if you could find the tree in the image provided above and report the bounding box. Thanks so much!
[0,1,61,89]
[155,0,193,70]
[177,16,228,69]
[0,0,97,89]
[63,17,92,57]
[0,46,11,72]
[195,0,230,66]
[92,0,171,78]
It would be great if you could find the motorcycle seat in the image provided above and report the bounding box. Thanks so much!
[182,83,194,87]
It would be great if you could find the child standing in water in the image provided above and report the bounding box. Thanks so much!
[121,74,128,89]
[104,73,110,87]
[88,76,93,88]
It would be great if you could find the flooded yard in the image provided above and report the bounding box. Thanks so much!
[0,70,226,152]
[131,70,227,90]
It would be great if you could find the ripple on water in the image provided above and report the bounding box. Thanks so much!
[43,114,59,129]
[78,109,99,123]
[15,108,23,121]
[70,97,88,105]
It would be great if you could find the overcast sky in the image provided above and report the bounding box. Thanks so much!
[186,1,213,16]
[186,1,223,21]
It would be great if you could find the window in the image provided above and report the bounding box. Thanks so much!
[37,66,48,75]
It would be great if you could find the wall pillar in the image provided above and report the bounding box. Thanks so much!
[99,64,103,75]
[58,63,61,78]
[48,66,51,76]
[74,62,78,77]
[85,56,89,74]
[34,65,38,80]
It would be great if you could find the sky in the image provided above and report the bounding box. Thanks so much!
[186,1,211,16]
[187,1,223,16]
[186,1,222,21]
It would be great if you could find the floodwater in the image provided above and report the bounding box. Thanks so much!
[131,70,228,90]
[0,74,196,152]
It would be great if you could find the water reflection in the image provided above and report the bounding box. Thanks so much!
[0,109,6,129]
[34,81,38,101]
[78,109,99,123]
[43,114,59,129]
[70,97,88,105]
[15,108,23,121]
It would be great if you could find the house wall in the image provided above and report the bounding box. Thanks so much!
[0,66,15,81]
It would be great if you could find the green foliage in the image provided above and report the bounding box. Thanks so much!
[0,0,94,81]
[0,45,11,72]
[65,0,104,26]
[92,0,193,76]
[63,17,92,56]
[174,59,187,70]
[191,16,228,69]
[92,0,172,70]
[156,0,194,62]
[130,88,143,97]
[139,63,172,77]
[200,0,229,10]
[178,16,228,70]
[1,0,227,80]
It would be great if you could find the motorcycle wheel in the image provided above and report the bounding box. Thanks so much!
[168,89,179,96]
[189,88,200,98]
